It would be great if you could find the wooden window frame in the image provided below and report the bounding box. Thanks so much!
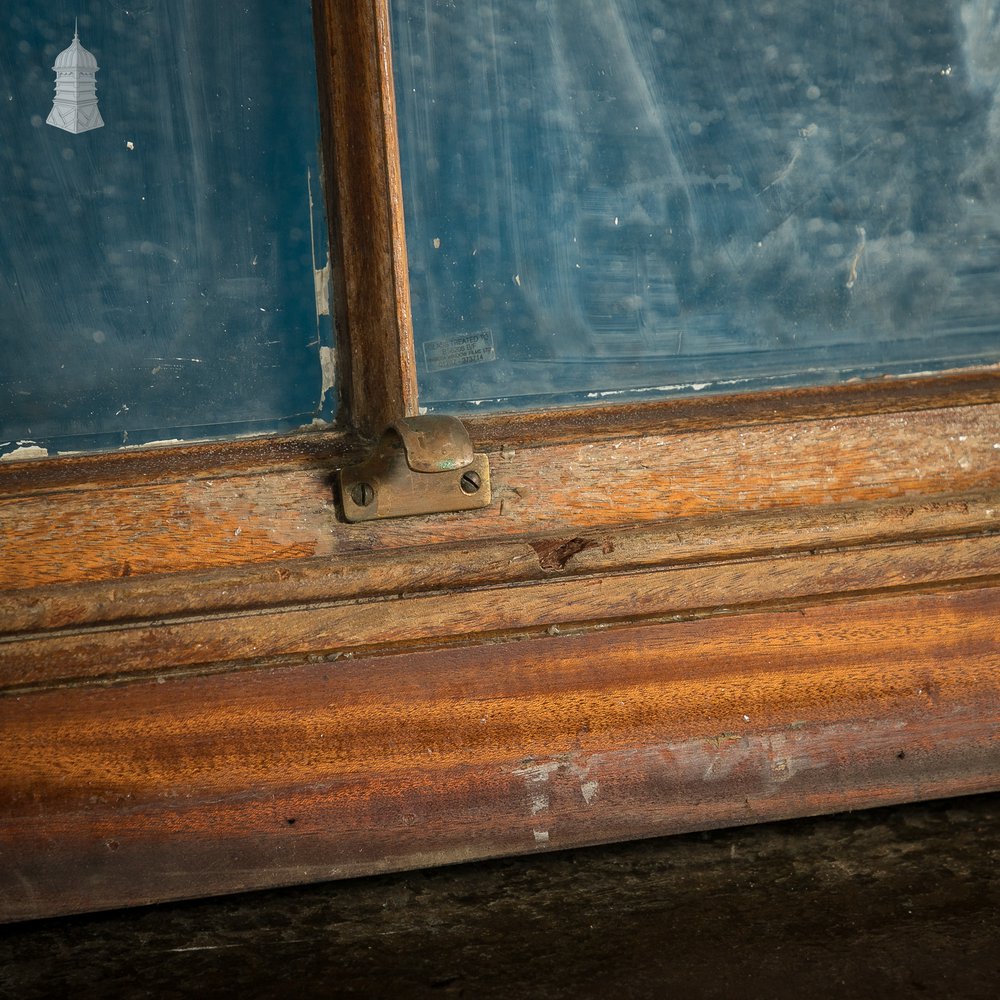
[2,0,998,922]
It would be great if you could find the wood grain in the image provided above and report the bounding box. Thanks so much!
[313,0,418,435]
[2,586,997,921]
[1,489,994,636]
[2,403,997,592]
[2,0,997,925]
[0,431,355,498]
[3,534,998,690]
[1,371,996,498]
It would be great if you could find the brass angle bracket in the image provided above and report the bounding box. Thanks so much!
[339,415,491,522]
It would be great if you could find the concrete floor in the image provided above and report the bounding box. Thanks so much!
[2,794,998,999]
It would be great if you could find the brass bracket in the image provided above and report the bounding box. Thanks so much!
[338,415,492,522]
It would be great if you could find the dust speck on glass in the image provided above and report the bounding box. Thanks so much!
[0,1,333,459]
[391,0,1000,412]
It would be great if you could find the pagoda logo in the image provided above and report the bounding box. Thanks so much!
[46,22,105,134]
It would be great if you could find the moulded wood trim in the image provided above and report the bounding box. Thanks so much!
[2,535,998,692]
[2,489,997,637]
[2,585,997,921]
[0,429,357,498]
[5,0,1000,923]
[462,366,1000,448]
[2,370,997,497]
[2,400,998,593]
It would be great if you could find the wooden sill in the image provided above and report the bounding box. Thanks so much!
[1,374,999,920]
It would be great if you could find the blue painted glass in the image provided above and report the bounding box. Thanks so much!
[392,0,1000,411]
[0,1,333,458]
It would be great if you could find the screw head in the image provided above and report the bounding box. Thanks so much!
[459,470,482,495]
[351,482,375,507]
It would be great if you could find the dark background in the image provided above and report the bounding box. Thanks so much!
[1,794,997,999]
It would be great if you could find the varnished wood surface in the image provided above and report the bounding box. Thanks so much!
[1,382,998,919]
[2,534,998,690]
[2,586,997,922]
[0,430,354,497]
[464,367,1000,448]
[2,0,997,925]
[1,371,996,497]
[1,490,995,638]
[314,0,418,435]
[1,403,998,593]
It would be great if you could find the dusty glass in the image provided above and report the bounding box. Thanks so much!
[0,1,333,458]
[392,0,1000,411]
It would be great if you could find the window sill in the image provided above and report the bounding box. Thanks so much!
[1,373,999,920]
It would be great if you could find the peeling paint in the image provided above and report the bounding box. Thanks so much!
[513,762,561,784]
[529,791,549,815]
[319,346,336,403]
[120,438,186,449]
[313,261,331,319]
[307,165,334,412]
[0,445,49,462]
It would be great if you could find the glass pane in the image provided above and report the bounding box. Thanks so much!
[0,1,334,459]
[392,0,1000,412]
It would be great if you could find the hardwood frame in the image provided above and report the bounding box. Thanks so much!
[1,0,998,922]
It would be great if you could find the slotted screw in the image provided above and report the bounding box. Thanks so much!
[460,471,482,495]
[351,482,375,507]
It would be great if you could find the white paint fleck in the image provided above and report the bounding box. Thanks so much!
[514,761,560,817]
[313,261,331,318]
[319,346,336,404]
[581,780,599,805]
[529,791,549,815]
[514,762,561,783]
[533,830,550,844]
[120,438,186,450]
